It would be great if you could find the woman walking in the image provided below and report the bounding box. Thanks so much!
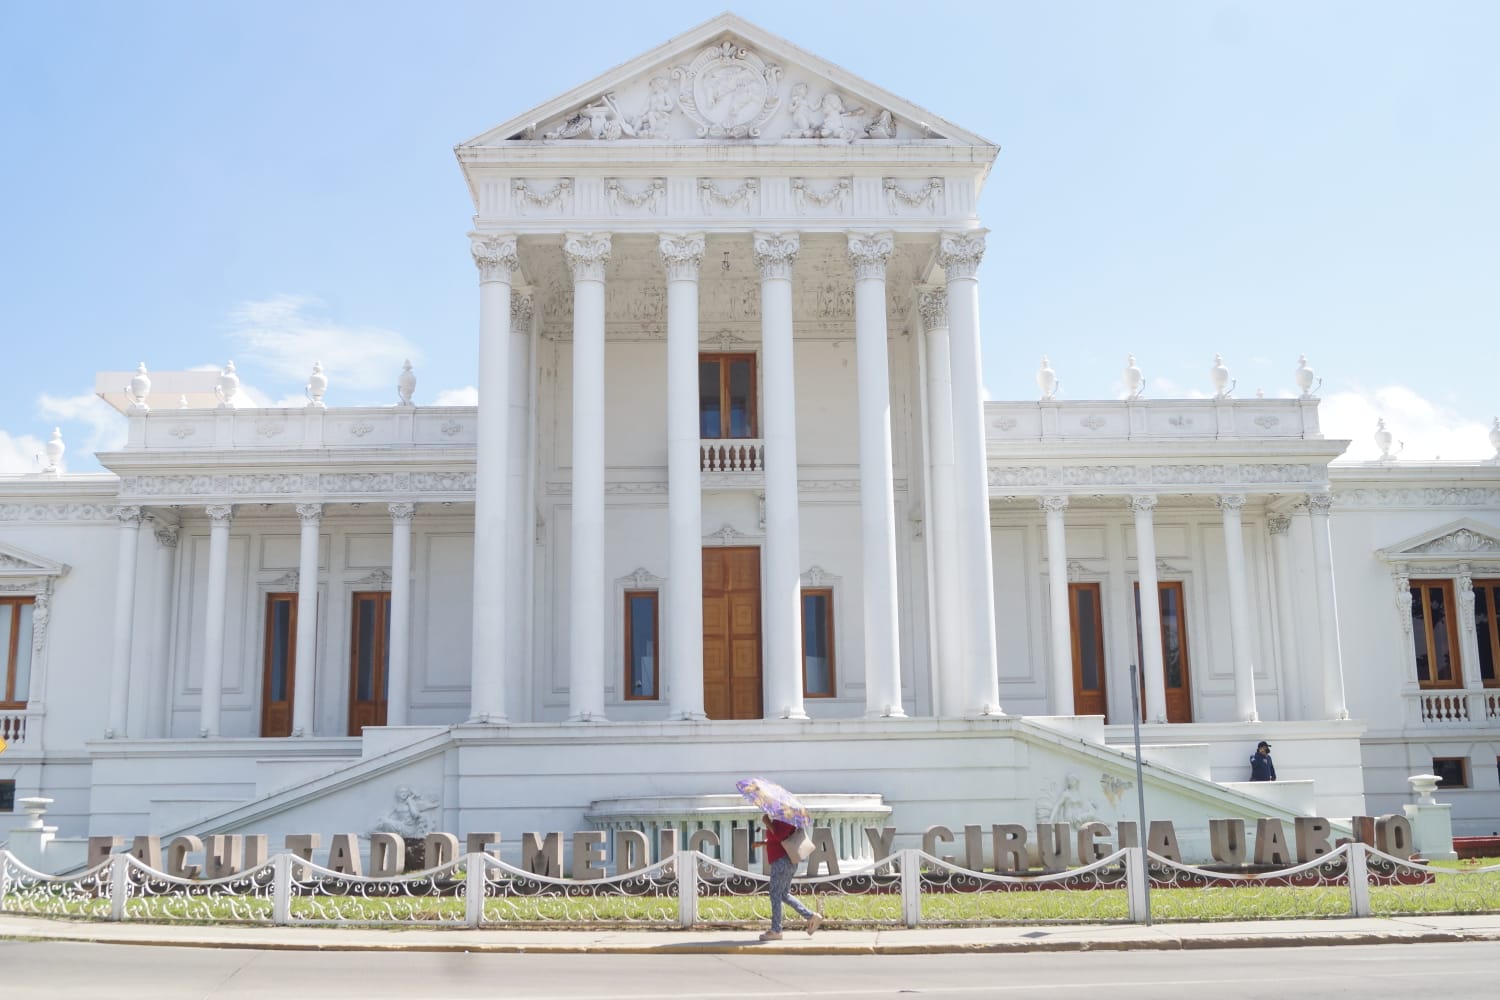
[757,813,821,941]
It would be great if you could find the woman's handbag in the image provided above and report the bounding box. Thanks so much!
[784,827,815,862]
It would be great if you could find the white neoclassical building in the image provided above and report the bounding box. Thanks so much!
[3,14,1499,868]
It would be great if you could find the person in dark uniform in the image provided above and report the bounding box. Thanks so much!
[1249,740,1277,781]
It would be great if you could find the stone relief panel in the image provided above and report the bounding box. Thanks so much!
[523,38,932,146]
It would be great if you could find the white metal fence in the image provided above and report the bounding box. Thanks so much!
[1,845,1496,928]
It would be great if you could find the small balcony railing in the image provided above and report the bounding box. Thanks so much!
[1,708,28,745]
[700,439,764,473]
[1409,690,1500,726]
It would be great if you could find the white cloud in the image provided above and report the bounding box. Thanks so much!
[0,429,49,475]
[227,294,421,398]
[1321,385,1494,462]
[433,386,479,406]
[38,392,127,461]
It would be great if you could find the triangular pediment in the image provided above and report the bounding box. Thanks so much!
[0,541,69,580]
[460,13,992,149]
[1377,518,1500,563]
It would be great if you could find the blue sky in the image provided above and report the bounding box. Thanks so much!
[1,1,1496,472]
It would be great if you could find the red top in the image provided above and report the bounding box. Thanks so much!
[762,818,797,864]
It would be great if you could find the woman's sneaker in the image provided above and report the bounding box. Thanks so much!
[759,930,783,941]
[806,914,822,936]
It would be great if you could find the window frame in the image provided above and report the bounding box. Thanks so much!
[0,596,37,709]
[348,590,393,735]
[0,778,14,812]
[698,352,758,440]
[1474,579,1500,689]
[800,587,836,698]
[1068,581,1108,720]
[1432,756,1469,790]
[1410,580,1463,689]
[623,590,660,701]
[260,592,299,738]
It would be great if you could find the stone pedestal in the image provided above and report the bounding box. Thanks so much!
[7,797,58,871]
[1404,773,1457,860]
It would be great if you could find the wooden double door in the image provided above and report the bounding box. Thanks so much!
[702,547,763,720]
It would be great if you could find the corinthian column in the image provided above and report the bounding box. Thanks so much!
[1216,494,1259,722]
[1266,514,1302,719]
[387,502,415,727]
[920,288,962,716]
[1130,495,1168,724]
[847,231,904,718]
[469,233,517,723]
[661,233,707,720]
[565,232,611,722]
[937,232,1001,716]
[1306,492,1349,719]
[291,503,322,736]
[1041,496,1074,717]
[200,504,234,737]
[106,505,145,738]
[756,232,807,720]
[147,519,179,738]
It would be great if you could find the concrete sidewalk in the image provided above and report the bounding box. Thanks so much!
[3,913,1500,955]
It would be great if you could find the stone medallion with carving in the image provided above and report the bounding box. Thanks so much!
[673,41,783,138]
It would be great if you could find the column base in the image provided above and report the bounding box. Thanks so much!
[967,706,1007,719]
[865,706,908,719]
[465,713,510,725]
[671,711,710,722]
[566,711,609,724]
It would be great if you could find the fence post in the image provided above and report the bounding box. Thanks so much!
[271,852,291,926]
[900,849,921,928]
[1346,842,1372,918]
[108,854,129,921]
[676,850,698,929]
[1125,846,1151,925]
[465,853,485,928]
[0,850,10,912]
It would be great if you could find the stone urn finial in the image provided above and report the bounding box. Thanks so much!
[1123,355,1144,400]
[1294,354,1321,398]
[1210,354,1235,399]
[214,361,240,409]
[397,360,416,407]
[1375,418,1402,461]
[1408,773,1442,805]
[41,427,64,474]
[306,361,328,409]
[1037,356,1059,401]
[17,797,54,830]
[125,362,151,412]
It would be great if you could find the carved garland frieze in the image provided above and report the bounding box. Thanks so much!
[116,472,475,500]
[988,463,1331,491]
[698,178,759,215]
[884,177,944,214]
[512,179,573,216]
[0,503,115,523]
[1336,488,1500,507]
[791,177,851,214]
[606,178,666,215]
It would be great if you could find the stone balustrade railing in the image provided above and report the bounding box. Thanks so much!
[585,793,891,866]
[0,709,27,744]
[700,439,765,473]
[1407,690,1500,726]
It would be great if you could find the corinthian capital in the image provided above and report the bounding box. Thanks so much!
[917,287,948,333]
[937,231,987,281]
[295,503,323,525]
[752,232,799,280]
[846,231,894,281]
[205,504,234,525]
[1267,513,1291,536]
[470,235,518,283]
[1215,494,1247,513]
[1305,492,1335,514]
[658,233,705,281]
[563,233,612,282]
[1039,495,1069,514]
[1128,494,1157,515]
[112,504,145,526]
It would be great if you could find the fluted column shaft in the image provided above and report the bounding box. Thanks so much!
[1217,495,1259,722]
[469,234,517,723]
[147,520,179,738]
[291,504,322,737]
[1266,514,1302,720]
[848,232,904,719]
[919,289,962,716]
[1131,496,1168,724]
[199,504,234,737]
[757,233,807,720]
[387,503,415,727]
[106,505,145,738]
[662,234,707,721]
[566,233,611,722]
[1042,496,1074,716]
[938,233,1001,716]
[1306,493,1349,720]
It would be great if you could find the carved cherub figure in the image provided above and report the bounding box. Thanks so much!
[816,92,865,141]
[635,76,675,138]
[785,82,818,138]
[371,785,441,839]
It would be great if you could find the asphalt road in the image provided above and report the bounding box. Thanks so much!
[4,940,1500,999]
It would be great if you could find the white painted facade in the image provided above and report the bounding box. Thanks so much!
[3,15,1499,869]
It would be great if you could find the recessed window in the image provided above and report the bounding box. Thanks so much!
[261,593,298,738]
[1411,581,1462,688]
[0,597,36,709]
[0,779,14,812]
[1475,580,1500,688]
[699,354,757,439]
[801,589,835,697]
[1432,757,1469,789]
[624,591,659,700]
